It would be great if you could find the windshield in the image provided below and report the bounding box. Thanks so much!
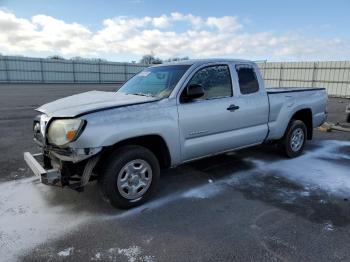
[118,65,191,98]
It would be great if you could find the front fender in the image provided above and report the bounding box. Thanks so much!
[69,100,181,166]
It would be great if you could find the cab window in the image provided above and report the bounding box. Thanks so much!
[184,65,232,100]
[236,67,259,94]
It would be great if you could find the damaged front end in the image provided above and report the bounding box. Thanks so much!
[24,114,101,191]
[24,151,100,191]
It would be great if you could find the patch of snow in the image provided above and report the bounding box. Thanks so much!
[57,247,74,257]
[300,191,310,197]
[141,255,155,262]
[0,178,91,261]
[184,140,350,201]
[106,246,154,262]
[91,252,102,260]
[117,246,142,262]
[324,222,335,231]
[182,183,221,199]
[252,140,350,197]
[107,192,181,219]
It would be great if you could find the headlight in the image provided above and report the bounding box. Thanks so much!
[47,119,85,147]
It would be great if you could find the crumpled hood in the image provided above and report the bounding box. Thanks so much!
[36,91,159,117]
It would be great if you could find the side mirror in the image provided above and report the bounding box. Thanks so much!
[186,84,204,100]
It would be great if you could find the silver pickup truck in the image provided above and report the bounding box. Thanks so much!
[24,59,327,208]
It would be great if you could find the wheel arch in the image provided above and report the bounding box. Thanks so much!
[289,108,313,140]
[95,134,172,173]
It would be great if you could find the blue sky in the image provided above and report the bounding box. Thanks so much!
[0,0,349,61]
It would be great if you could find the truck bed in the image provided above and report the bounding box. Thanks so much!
[266,87,327,141]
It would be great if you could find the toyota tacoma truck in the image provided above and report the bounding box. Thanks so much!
[24,59,327,208]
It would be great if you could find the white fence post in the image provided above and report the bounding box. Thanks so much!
[312,62,317,88]
[40,58,44,83]
[98,60,101,83]
[4,56,10,82]
[72,60,76,83]
[278,63,283,87]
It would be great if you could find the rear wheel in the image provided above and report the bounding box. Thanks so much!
[281,120,307,158]
[100,145,160,209]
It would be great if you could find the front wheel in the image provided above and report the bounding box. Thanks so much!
[281,120,307,158]
[99,145,160,209]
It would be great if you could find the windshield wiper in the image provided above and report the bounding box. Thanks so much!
[130,92,155,97]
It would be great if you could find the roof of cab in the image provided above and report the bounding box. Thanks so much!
[150,58,253,67]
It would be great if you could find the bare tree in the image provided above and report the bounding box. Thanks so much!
[139,55,162,65]
[47,55,65,60]
[71,56,108,62]
[164,56,190,63]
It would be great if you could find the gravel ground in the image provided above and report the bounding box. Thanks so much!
[0,84,349,262]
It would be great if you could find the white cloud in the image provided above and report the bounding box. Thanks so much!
[152,15,171,28]
[206,16,242,32]
[0,9,349,61]
[170,12,205,28]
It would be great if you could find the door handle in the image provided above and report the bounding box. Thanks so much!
[227,104,240,111]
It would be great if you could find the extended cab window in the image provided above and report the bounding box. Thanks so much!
[185,65,232,100]
[236,67,259,94]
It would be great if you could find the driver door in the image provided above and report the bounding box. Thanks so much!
[178,64,240,161]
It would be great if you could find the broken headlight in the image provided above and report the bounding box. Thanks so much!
[47,119,85,147]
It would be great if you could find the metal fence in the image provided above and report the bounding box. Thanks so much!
[1,56,350,98]
[257,61,350,98]
[0,56,148,83]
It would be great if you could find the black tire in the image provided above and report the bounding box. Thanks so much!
[281,120,307,158]
[99,145,160,209]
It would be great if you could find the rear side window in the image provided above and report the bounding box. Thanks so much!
[236,67,259,94]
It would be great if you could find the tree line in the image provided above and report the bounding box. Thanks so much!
[46,54,189,64]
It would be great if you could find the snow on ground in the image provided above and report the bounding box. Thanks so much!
[57,247,74,257]
[182,182,222,199]
[87,246,155,261]
[247,140,350,197]
[0,179,92,262]
[91,246,154,262]
[0,140,349,261]
[117,246,154,262]
[184,140,350,200]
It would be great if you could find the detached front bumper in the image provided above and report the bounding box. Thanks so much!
[24,152,61,186]
[24,151,100,191]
